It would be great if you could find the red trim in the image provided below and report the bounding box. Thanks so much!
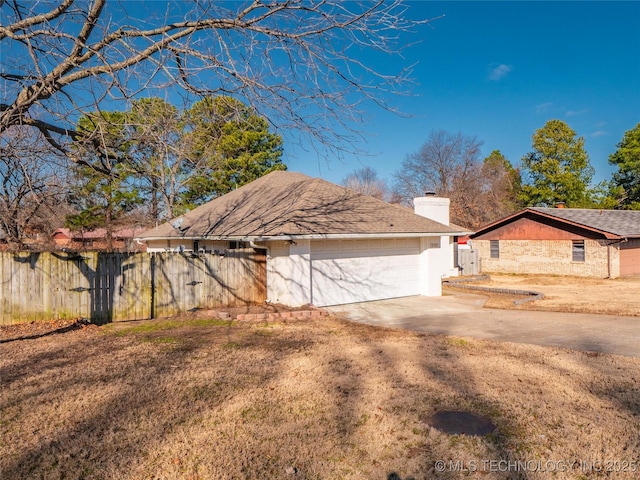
[470,208,622,240]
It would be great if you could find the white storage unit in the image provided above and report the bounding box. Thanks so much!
[310,238,422,306]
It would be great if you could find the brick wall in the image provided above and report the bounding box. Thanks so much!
[474,239,618,278]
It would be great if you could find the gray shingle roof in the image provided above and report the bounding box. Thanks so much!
[139,171,467,240]
[530,207,640,238]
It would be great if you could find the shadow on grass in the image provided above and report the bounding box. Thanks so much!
[0,319,90,344]
[387,473,415,480]
[337,323,532,480]
[0,321,309,478]
[2,314,638,479]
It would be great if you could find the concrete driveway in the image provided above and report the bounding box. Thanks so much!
[325,293,640,358]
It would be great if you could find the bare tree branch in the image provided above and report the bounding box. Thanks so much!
[0,0,75,41]
[1,0,428,156]
[0,126,68,248]
[342,166,389,200]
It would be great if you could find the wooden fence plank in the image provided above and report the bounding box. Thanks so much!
[0,254,9,324]
[0,250,266,325]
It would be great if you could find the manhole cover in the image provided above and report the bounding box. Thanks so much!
[423,410,496,436]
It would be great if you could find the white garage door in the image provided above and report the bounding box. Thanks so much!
[311,238,422,306]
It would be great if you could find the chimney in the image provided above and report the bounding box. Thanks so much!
[414,195,450,226]
[556,202,565,209]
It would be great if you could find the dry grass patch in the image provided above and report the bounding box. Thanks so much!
[450,274,640,316]
[1,315,639,479]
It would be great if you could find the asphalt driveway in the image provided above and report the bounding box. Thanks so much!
[325,293,640,358]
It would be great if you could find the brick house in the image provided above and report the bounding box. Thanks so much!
[470,207,640,278]
[52,227,147,252]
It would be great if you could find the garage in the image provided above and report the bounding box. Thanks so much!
[620,239,640,276]
[310,238,422,306]
[139,171,468,307]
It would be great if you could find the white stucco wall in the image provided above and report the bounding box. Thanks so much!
[265,239,312,306]
[144,234,455,307]
[419,236,451,296]
[267,236,451,307]
[414,197,451,226]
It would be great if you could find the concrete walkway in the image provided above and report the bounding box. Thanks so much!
[325,293,640,358]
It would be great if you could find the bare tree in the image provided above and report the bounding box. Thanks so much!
[342,166,389,200]
[0,126,68,249]
[0,1,425,162]
[393,133,524,228]
[125,97,194,222]
[393,130,485,227]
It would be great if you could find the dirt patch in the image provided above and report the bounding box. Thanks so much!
[204,302,316,317]
[448,274,640,316]
[512,275,606,286]
[1,314,639,479]
[0,318,98,342]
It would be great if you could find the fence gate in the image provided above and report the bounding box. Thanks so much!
[151,249,267,318]
[458,249,480,276]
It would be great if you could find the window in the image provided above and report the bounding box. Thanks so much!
[490,240,500,259]
[572,240,585,262]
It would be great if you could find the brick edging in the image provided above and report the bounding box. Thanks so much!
[236,309,330,321]
[442,278,545,305]
[200,309,330,321]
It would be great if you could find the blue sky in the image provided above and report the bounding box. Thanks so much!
[284,1,640,188]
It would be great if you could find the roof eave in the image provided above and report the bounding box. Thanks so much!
[135,230,472,243]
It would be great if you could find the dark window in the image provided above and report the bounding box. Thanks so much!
[572,240,585,262]
[193,240,200,252]
[490,240,500,259]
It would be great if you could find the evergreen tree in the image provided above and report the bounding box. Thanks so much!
[66,111,141,249]
[178,96,285,211]
[520,119,594,207]
[608,123,640,209]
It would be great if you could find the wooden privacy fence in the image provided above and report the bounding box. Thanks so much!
[0,249,266,325]
[458,249,480,276]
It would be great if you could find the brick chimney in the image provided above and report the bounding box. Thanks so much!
[414,194,450,226]
[556,202,565,209]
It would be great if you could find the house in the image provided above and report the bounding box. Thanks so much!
[137,171,470,307]
[52,227,147,251]
[470,206,640,278]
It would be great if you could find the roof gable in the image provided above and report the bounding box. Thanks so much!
[529,207,640,238]
[471,207,640,240]
[140,171,465,240]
